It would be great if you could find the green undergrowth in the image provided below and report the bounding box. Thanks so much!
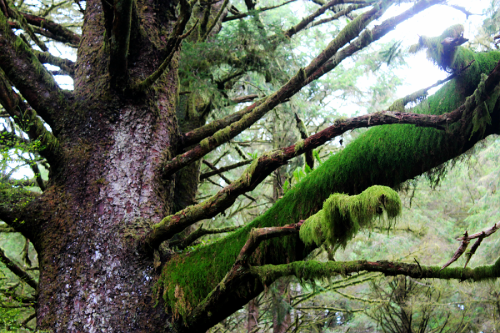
[157,47,500,320]
[299,186,401,248]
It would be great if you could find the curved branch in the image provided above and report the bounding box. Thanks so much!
[0,13,68,135]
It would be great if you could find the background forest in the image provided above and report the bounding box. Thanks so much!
[1,0,500,331]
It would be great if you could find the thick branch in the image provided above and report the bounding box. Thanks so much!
[163,3,386,176]
[33,50,75,77]
[0,13,68,134]
[146,108,463,249]
[0,247,37,290]
[18,11,80,45]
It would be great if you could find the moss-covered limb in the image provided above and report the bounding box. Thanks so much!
[0,225,16,232]
[181,100,263,148]
[176,256,500,331]
[299,305,364,312]
[299,186,401,248]
[334,289,385,304]
[268,258,500,284]
[131,0,193,92]
[202,160,256,201]
[14,10,80,45]
[148,106,471,248]
[200,160,252,179]
[305,0,447,85]
[164,5,387,176]
[294,113,313,169]
[170,224,242,250]
[158,49,500,328]
[104,0,135,88]
[0,247,37,290]
[0,68,62,168]
[0,12,68,135]
[223,0,297,22]
[3,0,48,51]
[33,50,75,77]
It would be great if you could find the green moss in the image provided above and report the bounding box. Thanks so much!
[156,48,500,321]
[299,185,401,248]
[294,139,305,153]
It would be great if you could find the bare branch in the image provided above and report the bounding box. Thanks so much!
[200,160,252,179]
[0,246,37,290]
[202,160,256,202]
[223,0,298,22]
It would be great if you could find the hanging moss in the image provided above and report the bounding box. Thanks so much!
[408,24,465,70]
[157,48,500,321]
[299,186,401,248]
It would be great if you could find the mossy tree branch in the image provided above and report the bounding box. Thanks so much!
[146,107,467,249]
[33,50,75,77]
[0,11,68,135]
[0,247,37,290]
[15,10,80,45]
[0,68,62,168]
[202,160,256,201]
[162,2,388,176]
[308,3,370,30]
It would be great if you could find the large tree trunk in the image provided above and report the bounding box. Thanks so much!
[32,0,180,330]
